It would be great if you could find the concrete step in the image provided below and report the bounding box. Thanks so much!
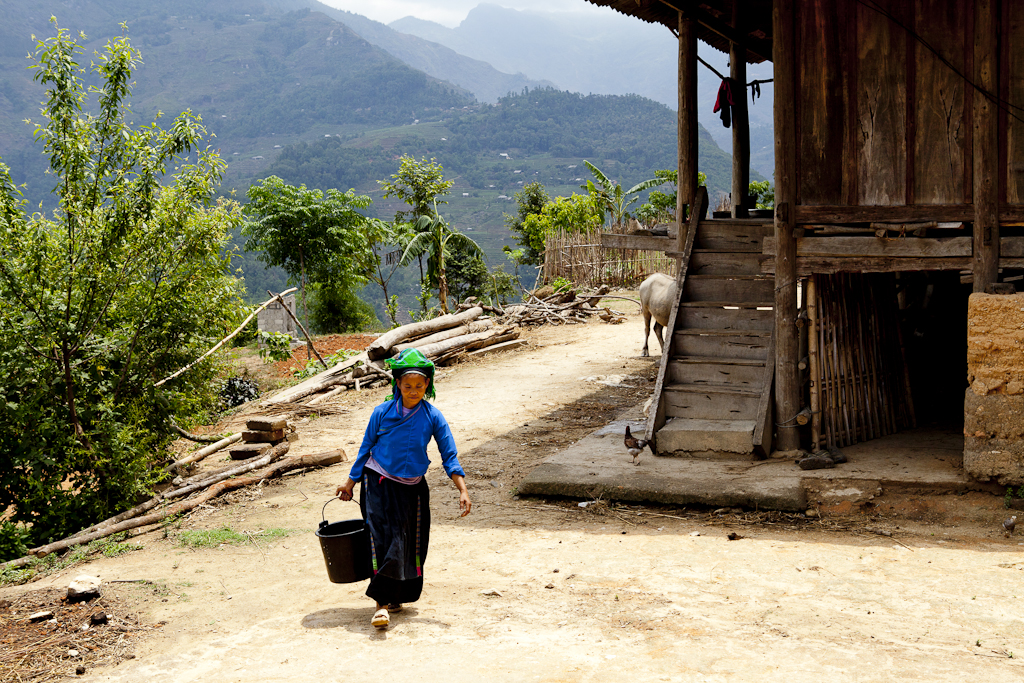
[656,417,758,457]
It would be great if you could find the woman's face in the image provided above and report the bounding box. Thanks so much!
[398,373,429,406]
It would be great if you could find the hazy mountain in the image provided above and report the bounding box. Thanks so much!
[267,0,554,103]
[389,3,775,177]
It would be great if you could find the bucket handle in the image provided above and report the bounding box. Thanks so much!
[322,491,361,524]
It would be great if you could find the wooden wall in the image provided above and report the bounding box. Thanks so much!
[790,0,1023,209]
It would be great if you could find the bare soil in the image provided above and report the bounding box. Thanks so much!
[4,299,1024,682]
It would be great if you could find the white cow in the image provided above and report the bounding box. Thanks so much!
[639,272,677,357]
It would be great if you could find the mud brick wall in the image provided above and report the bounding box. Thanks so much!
[964,292,1024,485]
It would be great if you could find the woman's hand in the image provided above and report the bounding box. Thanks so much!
[452,474,471,517]
[335,478,356,502]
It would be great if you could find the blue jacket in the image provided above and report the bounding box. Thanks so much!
[349,399,465,481]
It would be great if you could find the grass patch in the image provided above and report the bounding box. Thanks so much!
[0,532,144,588]
[174,526,293,550]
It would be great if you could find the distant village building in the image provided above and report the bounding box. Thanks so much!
[257,293,298,339]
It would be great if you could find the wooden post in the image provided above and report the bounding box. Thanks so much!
[773,0,801,452]
[677,10,698,258]
[807,277,820,451]
[973,0,999,291]
[731,2,750,219]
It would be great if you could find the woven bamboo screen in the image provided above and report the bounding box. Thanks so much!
[541,228,675,288]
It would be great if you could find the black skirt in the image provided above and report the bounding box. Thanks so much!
[359,469,430,606]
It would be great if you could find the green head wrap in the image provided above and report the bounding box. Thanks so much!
[385,348,436,400]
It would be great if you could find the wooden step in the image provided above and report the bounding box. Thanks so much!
[678,306,774,331]
[662,383,760,420]
[673,330,770,360]
[656,418,757,456]
[689,250,765,276]
[675,355,766,366]
[680,301,775,310]
[667,358,765,388]
[683,275,774,304]
[694,223,772,252]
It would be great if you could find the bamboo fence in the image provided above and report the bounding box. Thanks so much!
[808,272,916,451]
[542,228,675,288]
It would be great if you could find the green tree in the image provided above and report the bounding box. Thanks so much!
[242,176,377,333]
[504,181,549,265]
[749,180,775,209]
[399,207,485,314]
[519,193,605,260]
[634,169,707,227]
[0,24,246,556]
[378,155,453,223]
[582,161,667,230]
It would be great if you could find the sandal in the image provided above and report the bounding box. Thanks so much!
[387,603,403,613]
[371,608,390,629]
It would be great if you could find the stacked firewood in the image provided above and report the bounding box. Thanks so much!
[228,416,298,460]
[263,306,522,407]
[500,285,628,326]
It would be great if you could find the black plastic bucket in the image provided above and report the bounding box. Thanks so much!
[316,499,373,584]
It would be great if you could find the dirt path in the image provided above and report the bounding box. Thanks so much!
[5,303,1024,682]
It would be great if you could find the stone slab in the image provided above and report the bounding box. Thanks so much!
[657,417,756,455]
[520,415,993,511]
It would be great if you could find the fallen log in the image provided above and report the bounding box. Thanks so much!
[164,442,290,500]
[393,318,493,353]
[263,352,368,405]
[367,307,484,360]
[5,449,343,567]
[163,433,241,473]
[415,326,513,359]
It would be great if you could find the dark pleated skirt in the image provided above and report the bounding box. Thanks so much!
[360,469,430,606]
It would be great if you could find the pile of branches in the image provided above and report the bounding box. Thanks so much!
[263,306,521,407]
[1,444,343,571]
[501,285,630,326]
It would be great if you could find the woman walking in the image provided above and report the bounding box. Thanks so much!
[336,348,471,629]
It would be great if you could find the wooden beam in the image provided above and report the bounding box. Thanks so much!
[600,233,673,251]
[973,0,1000,290]
[762,236,972,258]
[677,10,698,255]
[731,1,750,219]
[762,256,1024,276]
[692,5,772,62]
[795,205,974,224]
[773,0,800,452]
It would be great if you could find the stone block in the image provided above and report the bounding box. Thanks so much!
[67,575,101,602]
[966,292,1024,395]
[963,389,1024,485]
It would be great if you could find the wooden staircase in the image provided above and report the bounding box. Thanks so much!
[647,190,776,460]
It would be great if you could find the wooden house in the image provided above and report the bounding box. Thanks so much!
[590,0,1024,459]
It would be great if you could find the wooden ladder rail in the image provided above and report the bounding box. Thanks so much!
[645,186,708,448]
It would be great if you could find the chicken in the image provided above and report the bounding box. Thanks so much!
[624,425,648,466]
[1003,515,1017,537]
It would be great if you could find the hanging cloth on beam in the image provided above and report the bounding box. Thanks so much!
[713,78,735,128]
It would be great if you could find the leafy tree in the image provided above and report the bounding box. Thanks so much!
[634,169,707,227]
[378,155,453,223]
[242,176,377,333]
[504,181,549,265]
[518,193,605,261]
[364,218,412,328]
[399,207,485,314]
[0,24,246,556]
[582,161,665,230]
[749,180,775,209]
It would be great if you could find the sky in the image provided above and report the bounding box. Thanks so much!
[317,0,612,28]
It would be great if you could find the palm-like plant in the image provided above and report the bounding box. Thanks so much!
[399,206,484,314]
[582,160,665,231]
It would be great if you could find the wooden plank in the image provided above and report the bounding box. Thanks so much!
[600,233,673,251]
[646,186,707,448]
[857,0,906,205]
[761,256,973,275]
[973,0,1000,291]
[677,306,774,331]
[796,0,845,205]
[807,278,821,450]
[673,330,770,360]
[795,205,974,224]
[762,236,971,257]
[774,0,800,451]
[694,224,768,251]
[667,360,764,389]
[751,332,776,458]
[242,429,285,443]
[682,276,774,303]
[689,250,764,275]
[662,386,760,421]
[914,0,967,203]
[1005,3,1024,203]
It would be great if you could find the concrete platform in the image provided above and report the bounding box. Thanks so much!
[518,414,996,511]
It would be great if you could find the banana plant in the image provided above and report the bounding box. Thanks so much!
[399,205,484,314]
[582,160,665,230]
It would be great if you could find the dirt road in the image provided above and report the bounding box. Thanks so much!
[6,304,1024,682]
